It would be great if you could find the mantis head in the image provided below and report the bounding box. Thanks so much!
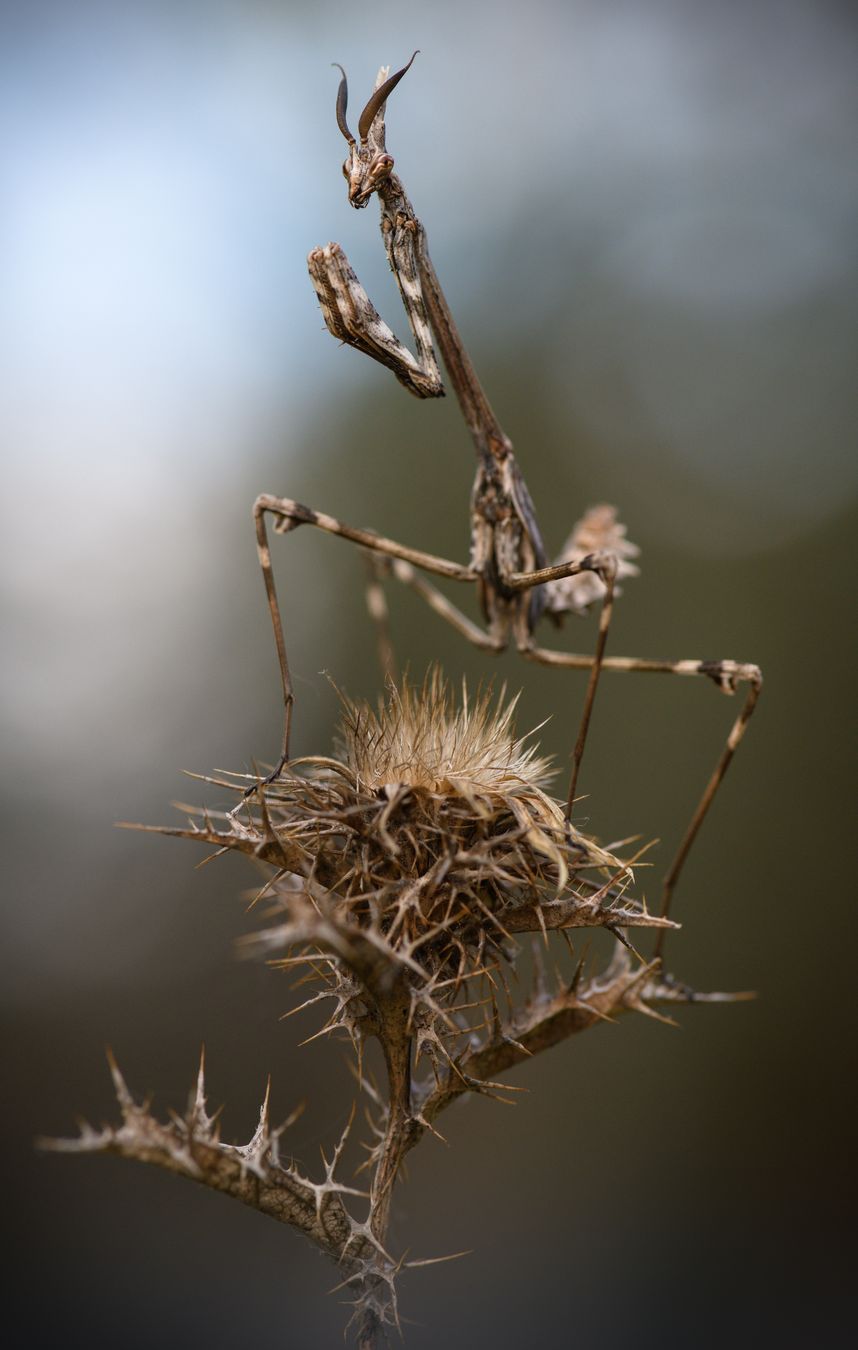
[334,53,417,208]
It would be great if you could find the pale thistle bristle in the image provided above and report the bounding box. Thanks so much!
[338,666,556,804]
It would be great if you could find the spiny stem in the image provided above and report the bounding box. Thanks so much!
[370,986,414,1242]
[356,982,414,1349]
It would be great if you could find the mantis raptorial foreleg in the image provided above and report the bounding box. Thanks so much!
[308,241,442,398]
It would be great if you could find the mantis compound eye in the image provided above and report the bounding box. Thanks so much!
[371,154,394,180]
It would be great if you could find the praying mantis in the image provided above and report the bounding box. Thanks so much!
[251,55,762,945]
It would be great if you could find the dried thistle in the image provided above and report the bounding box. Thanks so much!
[139,670,670,1056]
[45,669,745,1347]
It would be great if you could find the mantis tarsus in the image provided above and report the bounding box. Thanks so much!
[253,55,762,945]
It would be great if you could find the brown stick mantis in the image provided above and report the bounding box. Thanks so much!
[252,55,762,945]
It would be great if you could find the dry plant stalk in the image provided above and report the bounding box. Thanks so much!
[43,671,746,1347]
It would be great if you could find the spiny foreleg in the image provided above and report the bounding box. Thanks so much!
[307,242,443,398]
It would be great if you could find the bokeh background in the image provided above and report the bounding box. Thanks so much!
[3,0,856,1345]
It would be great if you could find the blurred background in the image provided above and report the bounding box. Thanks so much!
[2,0,855,1345]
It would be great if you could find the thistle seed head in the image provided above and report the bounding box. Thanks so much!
[338,666,557,812]
[160,669,659,1062]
